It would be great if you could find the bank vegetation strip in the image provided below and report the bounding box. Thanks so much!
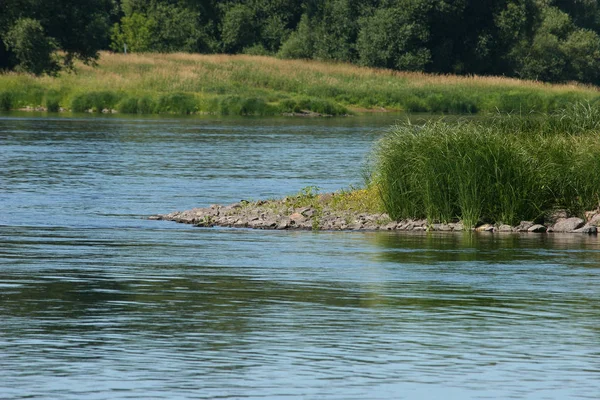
[1,53,599,116]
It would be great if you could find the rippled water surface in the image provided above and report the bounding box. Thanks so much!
[1,113,599,399]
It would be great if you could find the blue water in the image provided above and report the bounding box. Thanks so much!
[1,113,599,399]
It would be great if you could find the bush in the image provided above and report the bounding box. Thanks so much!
[0,91,13,111]
[156,92,197,114]
[117,97,140,114]
[71,91,121,113]
[44,90,61,112]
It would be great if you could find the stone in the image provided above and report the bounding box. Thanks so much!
[276,218,290,230]
[475,224,494,232]
[431,223,453,231]
[528,224,547,233]
[547,209,568,224]
[515,221,534,232]
[551,217,585,233]
[297,207,316,217]
[401,222,414,231]
[382,222,398,230]
[450,222,464,231]
[349,223,363,230]
[572,224,598,234]
[289,212,306,223]
[498,224,513,232]
[588,214,600,227]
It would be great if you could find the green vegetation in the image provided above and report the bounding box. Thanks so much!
[4,1,600,86]
[0,52,598,116]
[371,103,600,228]
[0,0,115,73]
[284,185,384,215]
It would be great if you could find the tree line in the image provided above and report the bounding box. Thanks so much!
[2,0,600,85]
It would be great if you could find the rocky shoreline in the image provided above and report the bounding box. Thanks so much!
[150,196,600,234]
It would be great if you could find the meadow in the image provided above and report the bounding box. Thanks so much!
[1,52,599,116]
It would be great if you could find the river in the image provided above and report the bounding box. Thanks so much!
[1,113,599,399]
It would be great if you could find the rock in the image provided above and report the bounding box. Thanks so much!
[476,224,494,232]
[289,212,306,223]
[233,220,247,228]
[431,223,452,231]
[547,209,568,224]
[572,224,598,234]
[551,217,585,232]
[450,222,464,231]
[588,214,600,227]
[297,207,316,217]
[498,224,513,232]
[400,222,414,231]
[528,224,547,233]
[414,219,428,227]
[382,222,398,230]
[515,221,534,232]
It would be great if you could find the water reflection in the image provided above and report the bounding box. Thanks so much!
[1,115,600,399]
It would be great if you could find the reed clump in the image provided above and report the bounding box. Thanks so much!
[372,103,600,228]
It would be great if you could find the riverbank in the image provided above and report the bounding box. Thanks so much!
[1,52,599,116]
[150,193,599,234]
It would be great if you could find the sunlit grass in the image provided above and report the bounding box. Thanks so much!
[1,52,598,115]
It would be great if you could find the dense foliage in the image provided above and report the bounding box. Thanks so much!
[2,0,600,85]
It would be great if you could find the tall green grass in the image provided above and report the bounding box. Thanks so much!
[373,103,600,227]
[0,53,598,116]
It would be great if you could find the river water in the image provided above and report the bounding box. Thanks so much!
[1,113,599,399]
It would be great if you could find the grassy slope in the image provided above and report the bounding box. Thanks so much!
[0,52,599,115]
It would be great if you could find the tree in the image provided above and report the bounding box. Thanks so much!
[110,13,156,53]
[221,4,257,53]
[111,0,214,53]
[4,18,59,75]
[357,2,432,71]
[278,14,315,59]
[0,0,115,74]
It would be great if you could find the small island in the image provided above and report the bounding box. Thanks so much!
[153,102,600,236]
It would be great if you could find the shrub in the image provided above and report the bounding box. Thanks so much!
[156,92,197,114]
[117,97,139,114]
[0,91,13,111]
[44,90,61,112]
[71,91,120,113]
